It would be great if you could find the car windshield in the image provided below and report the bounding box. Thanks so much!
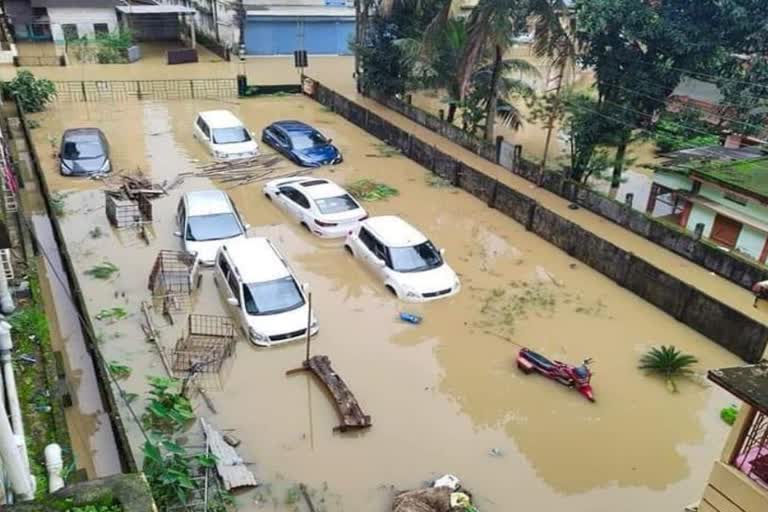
[290,130,327,150]
[242,276,305,315]
[389,241,443,273]
[185,213,242,241]
[62,140,103,160]
[314,194,359,214]
[212,127,251,145]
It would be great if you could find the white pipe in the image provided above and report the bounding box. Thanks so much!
[0,321,34,499]
[0,402,30,499]
[0,271,14,315]
[44,444,64,493]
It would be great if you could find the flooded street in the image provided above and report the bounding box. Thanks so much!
[26,95,741,512]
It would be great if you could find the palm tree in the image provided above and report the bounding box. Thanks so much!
[529,0,578,169]
[638,345,698,393]
[396,17,468,122]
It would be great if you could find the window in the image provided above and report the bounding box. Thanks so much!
[280,187,310,209]
[62,24,78,41]
[30,24,51,38]
[242,277,305,316]
[358,228,376,252]
[724,191,748,206]
[315,194,359,214]
[217,252,230,277]
[93,23,109,36]
[227,269,239,297]
[730,409,768,487]
[185,213,242,242]
[389,241,443,273]
[212,127,251,145]
[691,180,702,194]
[177,201,186,226]
[32,8,48,17]
[196,117,210,139]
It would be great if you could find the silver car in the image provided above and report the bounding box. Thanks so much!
[59,128,111,176]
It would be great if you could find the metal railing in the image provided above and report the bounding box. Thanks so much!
[14,55,65,67]
[51,78,238,102]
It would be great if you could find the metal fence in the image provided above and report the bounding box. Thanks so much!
[51,78,238,102]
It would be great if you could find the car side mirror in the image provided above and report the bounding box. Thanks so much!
[227,297,239,306]
[440,248,446,256]
[327,138,333,144]
[243,223,251,230]
[173,231,182,238]
[375,258,386,267]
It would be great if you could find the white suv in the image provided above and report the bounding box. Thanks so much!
[193,110,259,160]
[214,237,318,346]
[263,177,368,238]
[175,190,249,265]
[345,216,460,302]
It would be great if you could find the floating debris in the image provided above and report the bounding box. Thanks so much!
[85,261,119,280]
[348,179,399,201]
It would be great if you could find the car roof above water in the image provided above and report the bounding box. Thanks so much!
[272,120,314,133]
[62,127,103,142]
[222,237,290,283]
[294,178,348,200]
[363,216,427,248]
[183,190,234,217]
[198,110,243,129]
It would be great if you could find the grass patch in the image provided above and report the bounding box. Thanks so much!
[108,362,131,380]
[347,179,399,201]
[85,261,119,279]
[8,270,70,498]
[96,307,127,322]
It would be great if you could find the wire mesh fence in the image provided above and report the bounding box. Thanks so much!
[148,250,200,315]
[51,78,238,102]
[167,314,237,390]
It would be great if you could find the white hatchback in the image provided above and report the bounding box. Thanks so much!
[193,110,259,160]
[214,238,318,346]
[345,216,460,302]
[175,190,249,265]
[263,177,368,238]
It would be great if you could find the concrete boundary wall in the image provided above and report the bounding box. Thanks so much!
[366,90,768,291]
[310,81,768,363]
[14,101,138,472]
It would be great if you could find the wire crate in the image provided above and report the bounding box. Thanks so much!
[168,315,236,389]
[105,192,152,229]
[148,250,200,314]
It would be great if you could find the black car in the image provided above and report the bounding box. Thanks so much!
[261,121,342,167]
[59,128,111,176]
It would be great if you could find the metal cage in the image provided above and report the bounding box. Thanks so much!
[148,250,200,314]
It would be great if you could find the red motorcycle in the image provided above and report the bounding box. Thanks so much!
[516,347,595,402]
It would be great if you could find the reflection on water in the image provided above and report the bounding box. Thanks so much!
[26,95,740,511]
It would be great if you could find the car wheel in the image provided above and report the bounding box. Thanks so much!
[385,285,398,297]
[264,192,271,201]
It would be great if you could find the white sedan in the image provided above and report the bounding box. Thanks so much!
[263,177,368,238]
[345,216,460,302]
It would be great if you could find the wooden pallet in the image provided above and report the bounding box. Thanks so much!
[288,355,372,432]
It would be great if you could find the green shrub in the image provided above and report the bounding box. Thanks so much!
[3,70,56,113]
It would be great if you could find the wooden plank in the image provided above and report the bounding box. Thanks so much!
[200,418,257,490]
[698,499,719,512]
[703,484,746,512]
[302,355,372,432]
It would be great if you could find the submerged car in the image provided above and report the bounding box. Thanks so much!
[214,237,318,346]
[345,216,460,302]
[263,177,367,238]
[59,128,111,176]
[193,110,259,160]
[261,120,342,167]
[175,190,249,265]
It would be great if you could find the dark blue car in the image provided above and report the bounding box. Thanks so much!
[261,121,342,167]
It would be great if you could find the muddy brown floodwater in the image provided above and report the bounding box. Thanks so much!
[27,95,739,512]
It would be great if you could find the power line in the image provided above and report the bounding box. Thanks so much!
[20,215,152,446]
[633,59,768,94]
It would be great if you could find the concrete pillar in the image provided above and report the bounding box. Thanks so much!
[0,269,14,314]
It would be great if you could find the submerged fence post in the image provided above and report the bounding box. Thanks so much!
[190,80,195,99]
[80,81,87,102]
[136,80,142,100]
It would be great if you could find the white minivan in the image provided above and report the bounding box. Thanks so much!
[193,110,259,160]
[345,216,460,302]
[214,237,318,346]
[176,190,249,265]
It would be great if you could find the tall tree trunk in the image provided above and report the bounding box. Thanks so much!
[447,102,457,123]
[611,141,627,191]
[484,44,502,141]
[541,60,565,171]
